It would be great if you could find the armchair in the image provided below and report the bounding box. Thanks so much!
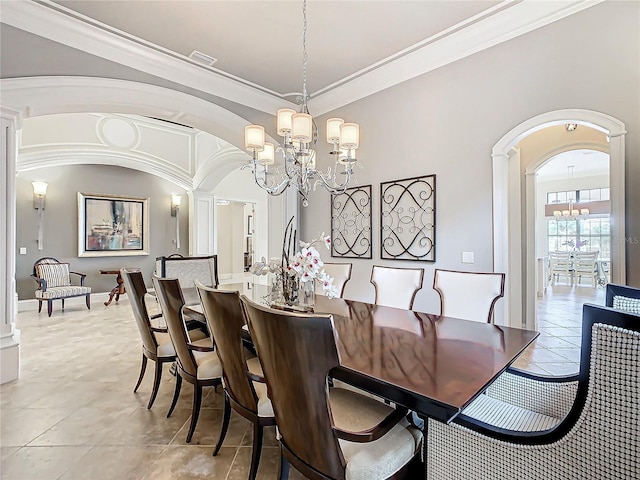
[605,283,640,313]
[425,303,640,479]
[32,257,91,317]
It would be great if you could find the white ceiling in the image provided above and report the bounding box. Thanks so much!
[537,149,610,181]
[2,1,603,115]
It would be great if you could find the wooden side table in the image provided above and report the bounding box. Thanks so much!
[100,268,140,306]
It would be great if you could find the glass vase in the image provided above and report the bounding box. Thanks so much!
[298,279,315,312]
[282,273,300,306]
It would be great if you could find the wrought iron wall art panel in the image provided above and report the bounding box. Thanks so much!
[331,185,372,259]
[380,175,436,261]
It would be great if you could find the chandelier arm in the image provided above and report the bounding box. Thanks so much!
[312,167,354,194]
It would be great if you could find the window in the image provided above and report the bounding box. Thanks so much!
[547,216,610,258]
[547,188,609,204]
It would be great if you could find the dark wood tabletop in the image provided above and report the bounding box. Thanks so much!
[184,282,538,423]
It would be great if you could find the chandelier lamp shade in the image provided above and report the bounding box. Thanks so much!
[243,0,361,207]
[552,165,590,219]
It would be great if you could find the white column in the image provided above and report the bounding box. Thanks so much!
[188,189,215,255]
[609,130,626,285]
[1,107,20,384]
[525,171,538,331]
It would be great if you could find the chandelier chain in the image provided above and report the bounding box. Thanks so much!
[302,0,308,106]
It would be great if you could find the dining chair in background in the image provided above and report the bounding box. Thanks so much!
[152,275,222,443]
[240,296,422,480]
[425,303,640,480]
[548,251,573,285]
[432,269,505,323]
[155,254,219,289]
[370,265,424,310]
[196,282,275,480]
[316,262,352,297]
[572,250,599,287]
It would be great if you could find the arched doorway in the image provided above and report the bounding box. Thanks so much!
[491,109,625,329]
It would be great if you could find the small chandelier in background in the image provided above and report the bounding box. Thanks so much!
[243,0,361,207]
[553,165,590,219]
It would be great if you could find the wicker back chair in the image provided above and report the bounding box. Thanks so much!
[426,303,640,479]
[605,283,640,314]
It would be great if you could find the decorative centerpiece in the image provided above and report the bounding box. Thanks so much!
[250,217,338,310]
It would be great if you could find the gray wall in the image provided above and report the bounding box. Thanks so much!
[16,165,188,299]
[301,0,640,313]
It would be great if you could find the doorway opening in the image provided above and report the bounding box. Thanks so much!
[215,199,256,284]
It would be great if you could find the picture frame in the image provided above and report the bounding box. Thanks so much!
[380,174,436,261]
[78,192,150,257]
[331,185,373,259]
[247,214,254,235]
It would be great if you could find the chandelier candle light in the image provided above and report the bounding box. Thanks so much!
[243,0,361,207]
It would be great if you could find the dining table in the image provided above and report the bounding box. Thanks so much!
[182,282,538,424]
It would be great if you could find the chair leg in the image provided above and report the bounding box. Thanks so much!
[133,354,148,392]
[278,449,290,480]
[167,374,182,418]
[147,359,163,409]
[186,384,203,443]
[86,294,91,310]
[212,392,231,456]
[47,300,53,317]
[249,422,264,480]
[62,298,65,310]
[38,300,43,313]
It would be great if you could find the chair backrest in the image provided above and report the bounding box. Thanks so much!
[122,269,158,354]
[572,250,599,273]
[543,304,640,446]
[156,255,219,289]
[370,265,424,310]
[196,283,259,413]
[316,262,352,297]
[605,283,640,314]
[549,251,572,268]
[32,257,61,276]
[433,269,505,323]
[152,276,198,378]
[35,261,71,288]
[240,296,346,479]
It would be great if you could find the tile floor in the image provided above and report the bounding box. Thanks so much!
[1,284,604,479]
[511,283,605,375]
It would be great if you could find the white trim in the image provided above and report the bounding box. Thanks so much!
[492,109,626,328]
[2,0,602,116]
[0,77,252,147]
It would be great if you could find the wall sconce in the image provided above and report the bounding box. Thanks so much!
[171,195,182,250]
[32,181,48,250]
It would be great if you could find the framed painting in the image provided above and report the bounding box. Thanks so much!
[78,192,150,257]
[331,185,373,259]
[380,175,436,261]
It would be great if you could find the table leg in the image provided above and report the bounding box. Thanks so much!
[104,285,119,306]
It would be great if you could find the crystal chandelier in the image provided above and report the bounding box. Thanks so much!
[243,0,360,207]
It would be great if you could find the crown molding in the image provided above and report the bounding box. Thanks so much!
[3,1,603,116]
[308,0,604,115]
[1,0,294,115]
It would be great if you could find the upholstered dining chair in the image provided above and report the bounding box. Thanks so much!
[152,275,222,443]
[370,265,424,310]
[425,303,640,480]
[316,262,352,297]
[196,282,275,480]
[122,269,208,409]
[605,283,640,313]
[32,257,91,317]
[432,269,505,323]
[240,296,422,480]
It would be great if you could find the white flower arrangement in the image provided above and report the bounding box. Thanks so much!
[250,220,339,299]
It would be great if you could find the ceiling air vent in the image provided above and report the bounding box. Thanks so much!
[189,50,217,66]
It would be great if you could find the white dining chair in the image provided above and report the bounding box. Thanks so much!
[370,265,424,310]
[433,269,505,323]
